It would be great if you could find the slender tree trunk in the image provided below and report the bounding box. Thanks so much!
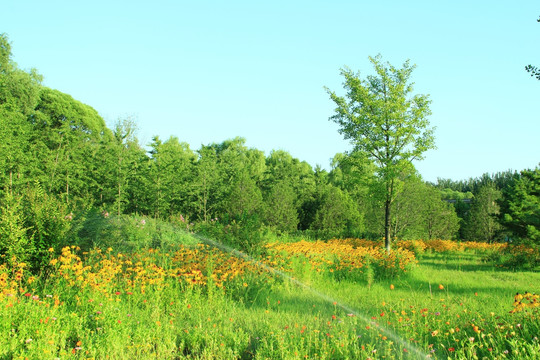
[117,182,121,216]
[384,197,391,252]
[384,177,394,253]
[50,134,64,192]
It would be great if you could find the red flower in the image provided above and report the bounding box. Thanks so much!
[115,291,121,295]
[448,347,455,352]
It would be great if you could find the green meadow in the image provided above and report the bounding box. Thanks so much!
[1,226,538,360]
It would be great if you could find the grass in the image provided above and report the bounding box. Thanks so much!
[0,229,539,359]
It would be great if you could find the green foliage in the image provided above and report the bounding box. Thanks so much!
[0,190,32,264]
[310,185,364,239]
[195,213,264,254]
[391,177,459,240]
[0,34,42,116]
[193,145,222,222]
[500,167,540,243]
[72,211,197,253]
[148,136,196,219]
[483,244,540,270]
[439,188,473,201]
[263,180,298,234]
[463,183,502,242]
[109,118,146,216]
[3,33,540,249]
[326,54,435,250]
[0,182,71,267]
[226,171,263,218]
[21,181,71,265]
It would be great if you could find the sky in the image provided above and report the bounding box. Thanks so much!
[3,0,539,182]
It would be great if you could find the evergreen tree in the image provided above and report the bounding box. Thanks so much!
[464,183,502,242]
[500,167,540,243]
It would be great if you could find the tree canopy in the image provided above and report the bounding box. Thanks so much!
[1,35,537,260]
[326,55,435,251]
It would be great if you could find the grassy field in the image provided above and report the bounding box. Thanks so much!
[0,233,539,359]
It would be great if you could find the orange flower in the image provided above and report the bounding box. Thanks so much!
[390,284,395,290]
[438,284,444,290]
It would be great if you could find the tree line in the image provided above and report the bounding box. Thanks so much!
[0,33,538,262]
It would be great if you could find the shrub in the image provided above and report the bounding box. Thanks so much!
[0,182,71,268]
[194,212,264,255]
[0,190,33,265]
[72,212,196,253]
[21,182,71,266]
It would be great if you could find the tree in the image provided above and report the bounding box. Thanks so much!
[262,150,316,230]
[263,180,298,234]
[326,55,435,251]
[463,183,502,243]
[149,136,196,218]
[421,185,460,240]
[212,137,265,218]
[0,33,42,195]
[310,185,364,238]
[32,88,111,204]
[500,167,540,243]
[109,118,143,215]
[376,175,459,240]
[525,17,540,80]
[193,145,222,222]
[226,171,263,217]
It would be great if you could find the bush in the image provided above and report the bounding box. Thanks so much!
[0,182,72,268]
[0,190,33,265]
[72,211,197,253]
[484,243,540,270]
[22,182,71,266]
[194,212,264,255]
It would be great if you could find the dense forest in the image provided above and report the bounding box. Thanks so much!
[1,33,539,264]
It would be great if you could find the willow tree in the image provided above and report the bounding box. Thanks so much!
[326,55,435,251]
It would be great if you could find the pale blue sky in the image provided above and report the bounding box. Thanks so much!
[4,0,539,182]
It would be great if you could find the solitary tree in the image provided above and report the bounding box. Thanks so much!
[326,55,435,251]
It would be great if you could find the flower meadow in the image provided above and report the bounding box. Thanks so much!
[1,238,539,359]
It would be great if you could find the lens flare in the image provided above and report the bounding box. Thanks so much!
[193,233,428,359]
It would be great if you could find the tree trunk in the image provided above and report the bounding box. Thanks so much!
[384,197,391,253]
[117,182,121,216]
